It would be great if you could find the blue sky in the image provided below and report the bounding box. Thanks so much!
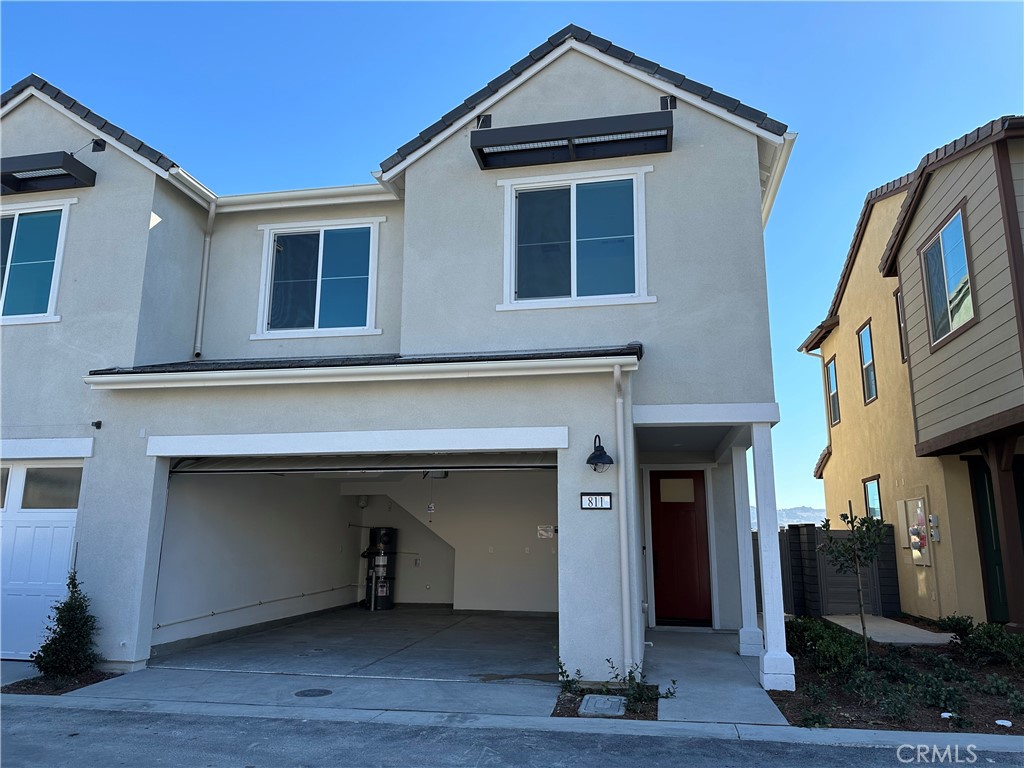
[3,2,1022,508]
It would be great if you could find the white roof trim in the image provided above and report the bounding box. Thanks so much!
[218,184,399,213]
[84,354,641,391]
[632,402,781,426]
[148,426,570,458]
[381,40,784,183]
[1,88,173,180]
[761,132,797,227]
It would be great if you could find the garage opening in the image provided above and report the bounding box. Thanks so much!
[149,452,559,682]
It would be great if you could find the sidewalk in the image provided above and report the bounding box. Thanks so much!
[3,686,1020,754]
[824,615,954,645]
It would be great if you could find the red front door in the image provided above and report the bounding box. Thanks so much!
[650,470,712,625]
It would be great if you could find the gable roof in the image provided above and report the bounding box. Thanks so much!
[879,115,1024,277]
[798,172,914,352]
[378,24,788,175]
[1,74,179,173]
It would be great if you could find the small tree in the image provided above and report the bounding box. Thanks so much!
[818,504,888,666]
[31,570,101,678]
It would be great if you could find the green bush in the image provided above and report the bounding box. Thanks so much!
[800,681,828,705]
[978,673,1016,697]
[799,710,831,728]
[843,668,882,705]
[557,658,583,695]
[31,571,101,679]
[1008,690,1024,715]
[602,659,676,713]
[916,673,967,712]
[930,654,973,685]
[879,686,913,723]
[960,622,1024,667]
[936,613,975,642]
[785,617,861,673]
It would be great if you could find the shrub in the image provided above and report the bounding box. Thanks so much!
[960,622,1024,668]
[843,667,882,705]
[979,673,1016,697]
[557,658,583,695]
[930,654,973,685]
[799,710,831,728]
[1008,690,1024,715]
[800,681,828,705]
[785,617,861,673]
[603,659,677,713]
[879,686,913,724]
[936,614,975,644]
[31,571,101,679]
[916,673,967,712]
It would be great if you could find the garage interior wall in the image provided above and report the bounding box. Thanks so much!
[152,474,362,645]
[343,470,559,613]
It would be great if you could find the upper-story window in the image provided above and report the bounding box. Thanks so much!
[825,356,840,426]
[0,198,74,325]
[857,320,877,404]
[920,206,974,345]
[253,217,384,339]
[496,166,656,311]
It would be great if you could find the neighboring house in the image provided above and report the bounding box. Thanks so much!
[1,26,799,689]
[801,117,1024,630]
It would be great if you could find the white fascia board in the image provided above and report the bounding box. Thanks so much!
[1,437,94,459]
[761,132,797,228]
[168,168,217,207]
[84,355,640,390]
[381,40,784,184]
[147,426,569,458]
[218,184,399,214]
[1,89,172,180]
[632,402,780,426]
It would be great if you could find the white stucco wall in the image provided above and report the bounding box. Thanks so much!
[399,49,774,406]
[152,474,362,646]
[343,470,559,612]
[1,97,159,442]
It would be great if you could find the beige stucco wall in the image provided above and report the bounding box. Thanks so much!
[819,192,986,620]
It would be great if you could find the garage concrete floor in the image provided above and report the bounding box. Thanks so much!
[150,606,559,684]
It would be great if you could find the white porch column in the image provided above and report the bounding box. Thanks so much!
[731,445,764,657]
[751,422,795,691]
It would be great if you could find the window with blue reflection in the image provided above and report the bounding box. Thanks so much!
[923,210,973,342]
[1,210,63,317]
[515,178,636,300]
[858,323,877,403]
[268,226,372,330]
[864,478,882,520]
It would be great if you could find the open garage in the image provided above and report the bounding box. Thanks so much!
[149,453,559,681]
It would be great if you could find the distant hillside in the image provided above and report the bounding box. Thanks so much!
[749,506,825,531]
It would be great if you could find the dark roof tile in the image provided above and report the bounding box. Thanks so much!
[396,135,427,157]
[706,92,740,111]
[0,73,181,173]
[379,25,789,172]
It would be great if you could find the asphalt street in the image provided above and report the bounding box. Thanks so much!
[2,706,1021,768]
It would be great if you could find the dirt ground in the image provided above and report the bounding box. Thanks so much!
[1,669,120,696]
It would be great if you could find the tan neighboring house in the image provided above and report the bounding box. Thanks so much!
[801,117,1024,629]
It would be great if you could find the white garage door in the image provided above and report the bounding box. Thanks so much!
[1,464,81,660]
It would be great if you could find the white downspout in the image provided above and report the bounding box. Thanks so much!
[192,200,217,358]
[615,364,633,669]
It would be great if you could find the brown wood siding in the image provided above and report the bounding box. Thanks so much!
[898,146,1024,448]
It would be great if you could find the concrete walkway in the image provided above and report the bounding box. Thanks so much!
[824,615,954,645]
[643,631,787,725]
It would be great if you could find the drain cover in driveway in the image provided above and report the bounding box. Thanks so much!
[294,688,333,698]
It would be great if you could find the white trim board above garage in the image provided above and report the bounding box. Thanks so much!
[171,451,558,474]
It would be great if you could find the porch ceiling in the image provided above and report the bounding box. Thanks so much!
[635,425,733,453]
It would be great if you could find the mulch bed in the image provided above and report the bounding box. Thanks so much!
[1,669,120,695]
[551,687,660,721]
[769,643,1023,735]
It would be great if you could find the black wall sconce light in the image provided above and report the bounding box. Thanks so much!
[586,434,614,473]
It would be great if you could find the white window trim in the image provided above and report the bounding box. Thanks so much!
[0,460,85,515]
[252,216,385,339]
[0,197,76,325]
[496,165,655,311]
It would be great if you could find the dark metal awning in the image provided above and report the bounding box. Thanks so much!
[1,152,97,195]
[470,111,673,170]
[170,452,558,475]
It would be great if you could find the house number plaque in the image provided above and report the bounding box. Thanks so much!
[580,493,612,510]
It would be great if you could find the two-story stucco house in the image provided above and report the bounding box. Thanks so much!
[801,117,1024,630]
[1,26,798,690]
